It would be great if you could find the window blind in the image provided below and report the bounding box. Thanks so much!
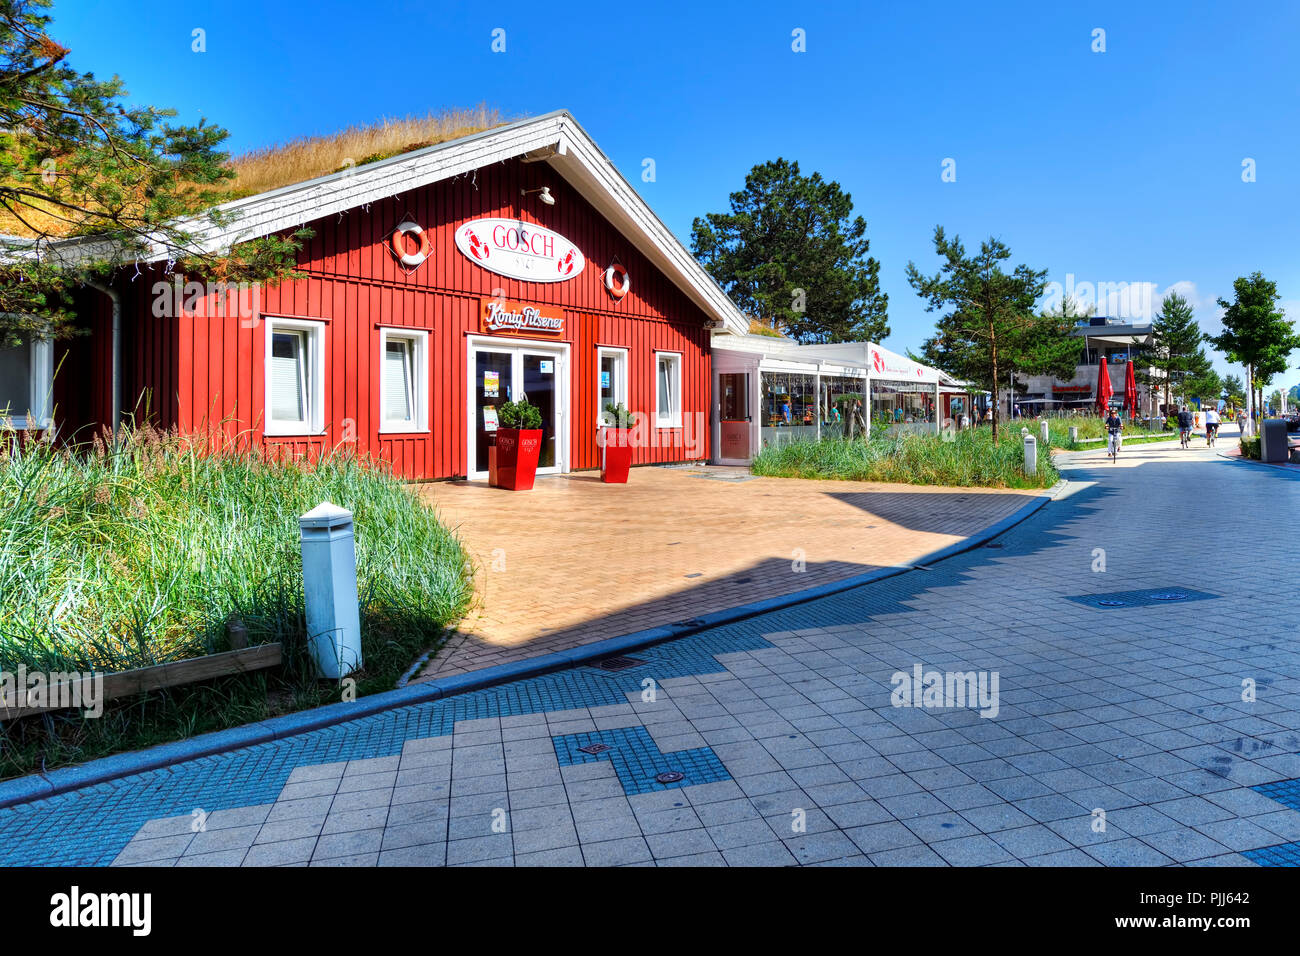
[270,331,306,423]
[384,339,413,422]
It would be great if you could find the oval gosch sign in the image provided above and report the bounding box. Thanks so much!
[455,217,585,283]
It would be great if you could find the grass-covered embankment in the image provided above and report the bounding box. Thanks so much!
[0,426,472,777]
[752,430,1059,490]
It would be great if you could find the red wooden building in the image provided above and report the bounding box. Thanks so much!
[11,112,748,479]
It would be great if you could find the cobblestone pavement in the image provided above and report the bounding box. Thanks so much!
[417,466,1037,679]
[5,430,1300,867]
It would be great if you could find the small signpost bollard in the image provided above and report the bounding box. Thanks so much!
[1023,433,1037,476]
[299,502,363,679]
[1040,420,1050,444]
[1068,426,1078,444]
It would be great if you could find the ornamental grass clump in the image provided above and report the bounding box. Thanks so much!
[0,424,472,676]
[0,423,473,776]
[751,429,1059,490]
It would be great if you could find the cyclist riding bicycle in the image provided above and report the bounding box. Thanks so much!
[1204,406,1220,446]
[1105,409,1123,460]
[1177,406,1194,448]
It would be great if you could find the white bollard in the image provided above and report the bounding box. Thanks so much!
[1023,434,1037,476]
[1040,420,1050,444]
[1068,426,1078,443]
[299,502,363,679]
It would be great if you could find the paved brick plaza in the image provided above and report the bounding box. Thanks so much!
[417,466,1037,679]
[4,432,1299,867]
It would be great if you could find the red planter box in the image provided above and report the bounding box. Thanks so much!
[600,428,633,483]
[494,428,543,490]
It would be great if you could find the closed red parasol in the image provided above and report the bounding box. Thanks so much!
[1123,359,1138,417]
[1096,357,1113,414]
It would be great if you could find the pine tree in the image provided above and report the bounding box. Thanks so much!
[0,0,307,344]
[906,227,1051,443]
[691,158,887,344]
[1148,292,1206,412]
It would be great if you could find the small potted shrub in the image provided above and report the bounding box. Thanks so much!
[495,399,544,490]
[599,402,635,483]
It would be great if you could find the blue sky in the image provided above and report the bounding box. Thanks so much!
[56,0,1300,387]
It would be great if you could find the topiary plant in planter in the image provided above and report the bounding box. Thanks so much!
[494,398,544,490]
[599,402,635,483]
[498,399,543,431]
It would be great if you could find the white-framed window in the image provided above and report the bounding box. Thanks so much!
[654,351,682,428]
[379,327,429,433]
[0,332,53,429]
[264,317,325,436]
[597,346,628,427]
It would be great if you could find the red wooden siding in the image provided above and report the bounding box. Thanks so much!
[83,156,714,479]
[50,288,113,437]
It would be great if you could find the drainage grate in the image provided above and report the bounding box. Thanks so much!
[594,656,646,672]
[655,771,685,784]
[578,743,612,755]
[675,618,706,628]
[985,543,1004,549]
[1067,587,1219,610]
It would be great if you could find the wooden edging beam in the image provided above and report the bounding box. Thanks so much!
[0,643,283,720]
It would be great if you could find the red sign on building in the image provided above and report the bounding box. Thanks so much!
[479,297,565,338]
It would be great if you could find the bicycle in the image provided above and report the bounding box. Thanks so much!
[1206,424,1217,447]
[1179,428,1191,449]
[1107,430,1122,461]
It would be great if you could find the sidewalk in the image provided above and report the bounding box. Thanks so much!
[7,435,1298,867]
[416,466,1037,680]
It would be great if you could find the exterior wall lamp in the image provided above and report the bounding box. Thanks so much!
[520,186,555,205]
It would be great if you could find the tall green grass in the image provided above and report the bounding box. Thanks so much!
[1042,417,1165,448]
[752,430,1059,489]
[0,425,472,776]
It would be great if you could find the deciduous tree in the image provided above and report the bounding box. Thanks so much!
[1209,273,1300,418]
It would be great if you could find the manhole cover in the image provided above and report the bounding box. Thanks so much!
[578,743,612,755]
[595,656,645,671]
[1151,592,1188,601]
[655,771,685,784]
[1097,599,1128,607]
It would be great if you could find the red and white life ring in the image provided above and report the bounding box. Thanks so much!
[390,220,431,268]
[604,263,630,299]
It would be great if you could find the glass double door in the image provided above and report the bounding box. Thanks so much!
[472,343,564,478]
